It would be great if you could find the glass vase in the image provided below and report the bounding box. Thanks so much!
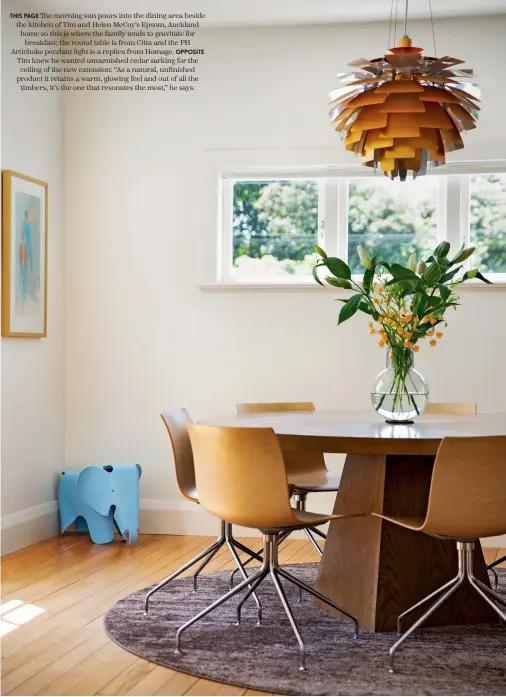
[371,347,429,423]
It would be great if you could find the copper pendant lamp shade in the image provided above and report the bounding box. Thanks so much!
[329,34,480,180]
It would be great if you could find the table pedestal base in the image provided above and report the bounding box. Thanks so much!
[313,454,496,632]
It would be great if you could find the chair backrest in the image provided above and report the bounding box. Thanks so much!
[187,425,297,530]
[235,402,325,478]
[425,402,477,415]
[160,409,197,503]
[237,402,315,415]
[423,436,506,539]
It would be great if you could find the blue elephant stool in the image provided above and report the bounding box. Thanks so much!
[58,464,142,544]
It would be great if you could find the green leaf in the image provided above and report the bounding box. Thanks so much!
[363,267,374,294]
[412,293,428,320]
[359,301,379,320]
[434,241,451,258]
[437,284,452,302]
[389,263,419,281]
[325,257,352,280]
[338,294,363,325]
[313,244,327,258]
[376,261,391,273]
[452,246,476,264]
[449,241,465,265]
[312,263,325,286]
[422,262,443,285]
[440,265,463,283]
[475,270,492,284]
[324,276,352,289]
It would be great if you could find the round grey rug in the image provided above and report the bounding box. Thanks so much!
[104,565,506,696]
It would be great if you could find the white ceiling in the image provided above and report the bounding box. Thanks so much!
[31,0,506,28]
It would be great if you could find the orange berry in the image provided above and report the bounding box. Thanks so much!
[430,318,437,325]
[378,340,385,348]
[404,340,413,349]
[427,329,434,337]
[413,345,420,353]
[430,340,437,347]
[377,287,384,294]
[397,327,405,336]
[369,328,376,335]
[436,332,443,339]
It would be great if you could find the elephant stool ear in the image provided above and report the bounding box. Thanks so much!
[77,466,112,516]
[135,464,142,479]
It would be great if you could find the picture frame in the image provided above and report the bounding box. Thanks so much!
[2,170,48,337]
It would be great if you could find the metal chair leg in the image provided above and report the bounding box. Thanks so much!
[192,542,222,592]
[175,564,268,654]
[389,573,465,672]
[144,536,224,613]
[225,532,262,614]
[229,530,291,589]
[468,575,506,622]
[303,527,323,556]
[270,567,306,672]
[488,566,500,590]
[389,540,505,673]
[278,567,359,637]
[396,574,462,635]
[236,566,269,626]
[487,555,506,570]
[308,525,327,540]
[472,576,506,607]
[486,555,505,590]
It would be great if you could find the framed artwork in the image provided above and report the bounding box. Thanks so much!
[2,170,48,337]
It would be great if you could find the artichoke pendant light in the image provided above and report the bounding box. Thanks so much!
[329,0,480,180]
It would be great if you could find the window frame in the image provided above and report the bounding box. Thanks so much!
[213,161,506,290]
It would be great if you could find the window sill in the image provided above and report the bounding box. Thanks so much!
[198,280,506,293]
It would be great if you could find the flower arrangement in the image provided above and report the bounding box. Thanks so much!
[313,241,491,419]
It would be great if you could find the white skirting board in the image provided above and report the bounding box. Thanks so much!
[139,499,506,548]
[1,502,60,556]
[1,499,505,554]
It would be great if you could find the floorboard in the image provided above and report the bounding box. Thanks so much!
[1,534,501,695]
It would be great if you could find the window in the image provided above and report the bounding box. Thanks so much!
[469,173,506,274]
[231,179,321,280]
[348,177,438,274]
[219,168,506,284]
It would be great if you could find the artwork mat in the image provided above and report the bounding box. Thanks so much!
[2,170,48,337]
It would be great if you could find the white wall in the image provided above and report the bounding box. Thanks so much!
[1,2,65,553]
[63,17,506,536]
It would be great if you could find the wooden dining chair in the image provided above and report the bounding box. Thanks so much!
[425,402,477,415]
[371,435,506,671]
[423,404,506,586]
[177,425,359,671]
[236,402,340,555]
[144,409,263,614]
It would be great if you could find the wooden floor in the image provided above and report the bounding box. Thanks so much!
[1,536,505,697]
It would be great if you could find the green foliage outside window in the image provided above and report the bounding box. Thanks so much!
[231,175,506,278]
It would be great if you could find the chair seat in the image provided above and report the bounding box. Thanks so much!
[371,512,425,530]
[260,509,339,533]
[289,471,341,493]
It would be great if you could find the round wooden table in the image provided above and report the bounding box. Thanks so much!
[201,410,506,631]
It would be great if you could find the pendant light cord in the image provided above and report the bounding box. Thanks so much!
[387,0,394,49]
[393,0,399,45]
[404,0,409,36]
[428,0,437,55]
